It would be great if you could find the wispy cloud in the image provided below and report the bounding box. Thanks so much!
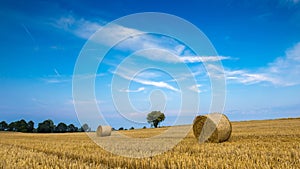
[134,78,179,92]
[43,69,106,84]
[226,70,278,85]
[50,15,236,90]
[118,72,179,92]
[111,67,179,92]
[31,98,48,107]
[53,15,231,65]
[227,42,300,86]
[135,48,231,64]
[43,70,70,84]
[180,56,231,63]
[67,99,103,105]
[52,14,144,49]
[43,78,69,84]
[119,87,145,93]
[53,15,102,39]
[189,84,202,93]
[52,15,300,88]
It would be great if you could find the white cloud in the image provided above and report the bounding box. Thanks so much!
[119,87,145,93]
[174,45,186,55]
[67,99,103,105]
[42,73,70,84]
[205,63,226,80]
[189,84,202,93]
[180,56,230,63]
[52,15,231,88]
[53,14,146,49]
[136,71,162,79]
[137,49,231,64]
[53,15,231,65]
[134,78,179,92]
[43,73,105,84]
[227,42,300,86]
[226,70,278,85]
[54,15,102,39]
[112,67,179,92]
[135,49,180,63]
[126,112,148,118]
[43,78,69,84]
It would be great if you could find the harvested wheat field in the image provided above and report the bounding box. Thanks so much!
[0,118,300,169]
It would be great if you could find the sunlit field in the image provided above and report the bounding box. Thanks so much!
[1,118,300,169]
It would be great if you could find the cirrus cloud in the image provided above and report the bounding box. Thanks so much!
[226,42,300,86]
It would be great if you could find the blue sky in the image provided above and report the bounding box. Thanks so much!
[1,0,300,129]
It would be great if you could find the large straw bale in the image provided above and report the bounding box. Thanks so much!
[96,125,112,137]
[193,113,232,143]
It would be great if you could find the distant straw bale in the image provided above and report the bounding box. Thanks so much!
[96,125,112,137]
[193,113,232,143]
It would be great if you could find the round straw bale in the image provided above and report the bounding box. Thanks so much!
[193,113,232,143]
[96,125,112,137]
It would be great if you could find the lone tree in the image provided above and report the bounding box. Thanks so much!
[147,111,165,128]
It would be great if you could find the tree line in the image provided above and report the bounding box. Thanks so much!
[0,119,91,133]
[0,111,166,133]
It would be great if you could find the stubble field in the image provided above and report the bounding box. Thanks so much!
[0,118,300,169]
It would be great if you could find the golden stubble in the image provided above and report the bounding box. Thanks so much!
[0,118,299,169]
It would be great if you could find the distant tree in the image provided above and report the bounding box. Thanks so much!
[8,122,17,131]
[0,121,8,131]
[27,121,34,132]
[17,119,28,132]
[129,127,134,130]
[80,123,91,132]
[67,124,78,132]
[142,126,147,129]
[37,119,55,133]
[112,128,116,131]
[0,119,84,133]
[55,122,67,133]
[118,127,124,130]
[147,111,165,128]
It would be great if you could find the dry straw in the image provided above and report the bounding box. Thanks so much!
[96,125,112,137]
[193,113,232,143]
